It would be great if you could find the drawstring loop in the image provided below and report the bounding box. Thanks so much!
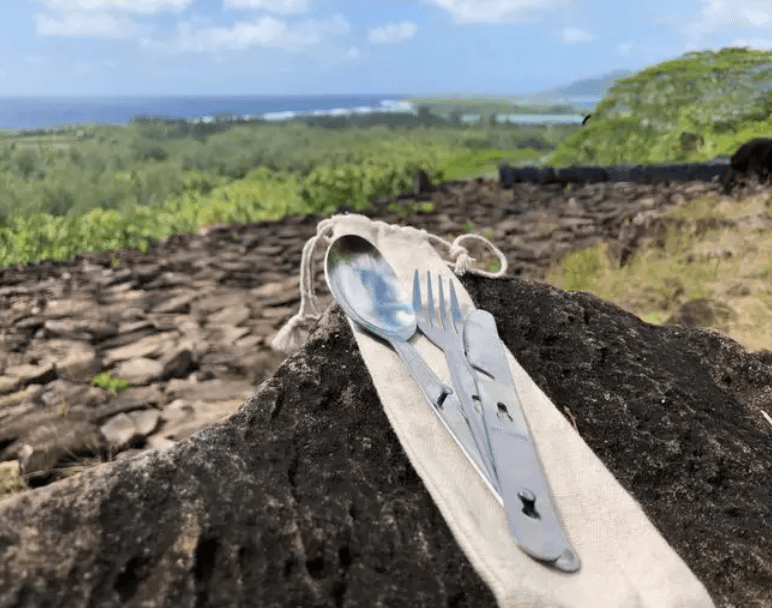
[425,231,508,278]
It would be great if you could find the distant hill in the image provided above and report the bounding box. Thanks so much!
[542,69,634,98]
[546,47,772,167]
[508,69,633,106]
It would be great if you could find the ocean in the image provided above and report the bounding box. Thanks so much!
[0,94,600,131]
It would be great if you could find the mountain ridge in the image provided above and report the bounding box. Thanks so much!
[543,68,634,97]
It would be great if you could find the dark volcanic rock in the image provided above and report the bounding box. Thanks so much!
[555,165,609,184]
[730,137,772,180]
[0,275,770,607]
[413,169,433,197]
[0,176,766,491]
[462,275,772,608]
[0,305,497,608]
[500,162,730,188]
[666,298,738,330]
[723,137,772,192]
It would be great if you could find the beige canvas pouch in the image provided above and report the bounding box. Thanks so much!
[273,213,716,608]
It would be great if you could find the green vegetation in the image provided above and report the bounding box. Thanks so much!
[0,461,26,500]
[486,257,502,274]
[91,372,131,395]
[0,117,579,267]
[547,47,772,166]
[440,148,540,179]
[387,200,436,220]
[298,160,444,216]
[535,46,772,352]
[406,97,578,125]
[547,192,772,352]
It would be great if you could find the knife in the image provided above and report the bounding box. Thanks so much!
[463,309,580,572]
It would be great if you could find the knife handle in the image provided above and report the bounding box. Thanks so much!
[463,309,581,572]
[482,383,575,564]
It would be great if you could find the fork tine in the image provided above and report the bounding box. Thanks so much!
[412,269,422,320]
[438,275,449,331]
[449,279,463,333]
[426,270,435,327]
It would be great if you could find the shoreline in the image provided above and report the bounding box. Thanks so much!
[0,94,597,133]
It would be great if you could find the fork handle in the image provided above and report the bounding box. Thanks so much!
[443,349,500,488]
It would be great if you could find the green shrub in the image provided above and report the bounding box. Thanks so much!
[298,160,442,215]
[13,149,39,179]
[91,372,131,395]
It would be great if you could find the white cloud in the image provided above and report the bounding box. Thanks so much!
[347,46,360,59]
[682,0,772,47]
[616,42,633,55]
[41,0,192,15]
[35,11,137,38]
[223,0,310,13]
[561,26,593,44]
[427,0,557,25]
[173,14,349,52]
[35,0,191,38]
[368,21,417,45]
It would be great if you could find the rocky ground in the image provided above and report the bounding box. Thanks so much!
[1,175,769,494]
[0,271,769,608]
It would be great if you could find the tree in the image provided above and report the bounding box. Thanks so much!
[13,149,38,179]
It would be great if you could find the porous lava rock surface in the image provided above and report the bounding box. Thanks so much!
[0,303,498,608]
[0,273,770,607]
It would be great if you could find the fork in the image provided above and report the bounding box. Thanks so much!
[412,269,500,494]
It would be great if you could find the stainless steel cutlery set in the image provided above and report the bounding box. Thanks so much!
[325,234,579,572]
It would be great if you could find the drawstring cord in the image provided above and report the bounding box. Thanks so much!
[272,216,508,354]
[271,219,335,354]
[425,232,508,278]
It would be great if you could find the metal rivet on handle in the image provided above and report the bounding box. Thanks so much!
[517,489,540,519]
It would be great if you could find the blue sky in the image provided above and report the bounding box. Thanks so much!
[1,0,771,96]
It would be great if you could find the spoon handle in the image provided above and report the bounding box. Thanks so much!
[390,339,453,409]
[389,339,502,497]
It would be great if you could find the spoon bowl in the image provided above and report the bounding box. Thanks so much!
[325,234,416,341]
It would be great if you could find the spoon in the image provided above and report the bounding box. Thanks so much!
[325,234,452,406]
[325,234,500,496]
